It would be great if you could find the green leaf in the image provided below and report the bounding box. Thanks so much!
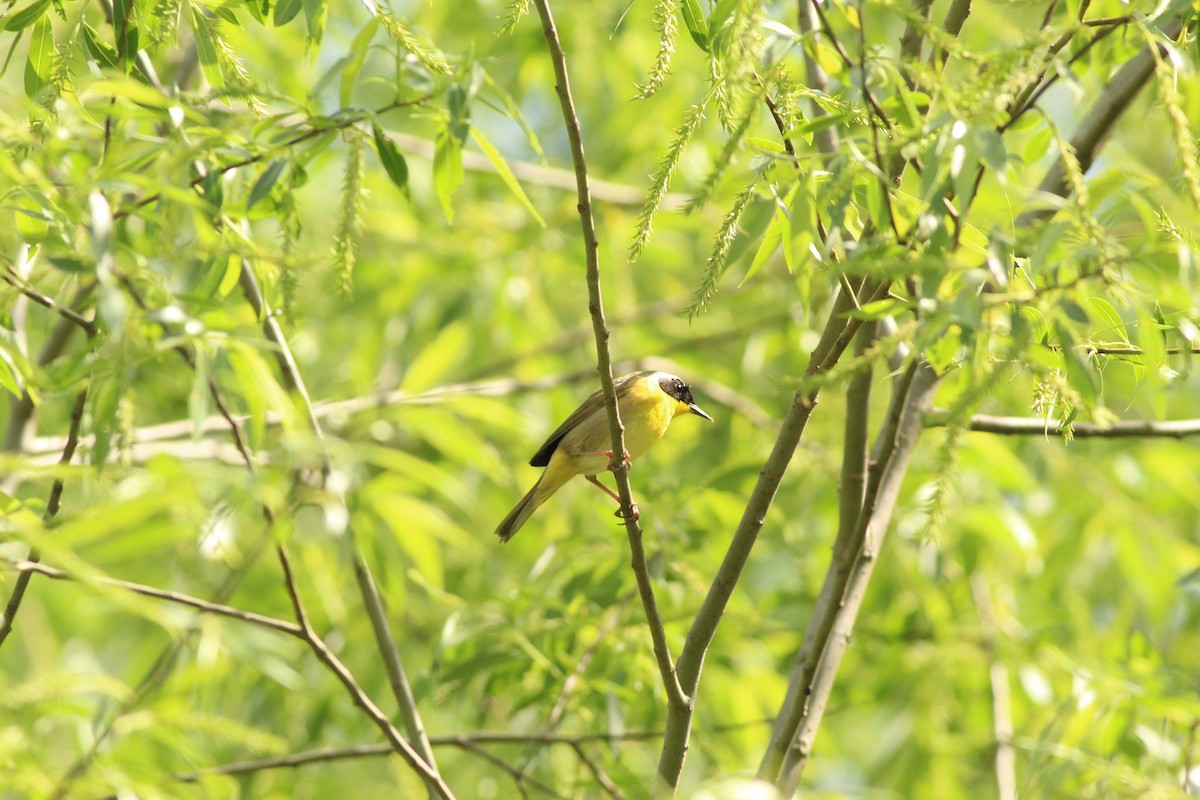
[302,0,327,47]
[0,345,25,399]
[1086,297,1128,344]
[339,18,378,107]
[847,297,910,320]
[401,320,469,392]
[1060,299,1089,326]
[247,159,286,210]
[81,21,118,68]
[83,78,174,109]
[679,0,708,51]
[469,128,545,227]
[217,254,242,298]
[23,16,52,99]
[273,0,302,26]
[191,10,225,91]
[4,0,49,32]
[1055,324,1097,405]
[434,126,463,223]
[372,125,409,194]
[977,129,1007,176]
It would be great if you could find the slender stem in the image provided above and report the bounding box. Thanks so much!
[531,0,688,720]
[656,280,889,790]
[114,96,433,221]
[778,363,939,792]
[6,560,302,636]
[272,544,456,799]
[934,413,1200,439]
[237,262,443,788]
[758,322,876,780]
[0,387,89,648]
[971,574,1016,800]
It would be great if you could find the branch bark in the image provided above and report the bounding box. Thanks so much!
[942,413,1200,439]
[777,362,940,793]
[758,322,876,780]
[656,280,889,791]
[531,0,688,720]
[237,263,444,794]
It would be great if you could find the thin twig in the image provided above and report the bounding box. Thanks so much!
[934,413,1200,439]
[657,279,889,790]
[971,574,1016,800]
[531,0,688,722]
[5,560,302,636]
[0,387,89,648]
[236,262,443,787]
[168,719,775,784]
[777,363,940,793]
[114,96,434,221]
[1,272,98,337]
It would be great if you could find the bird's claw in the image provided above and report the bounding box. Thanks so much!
[607,450,633,472]
[613,502,640,522]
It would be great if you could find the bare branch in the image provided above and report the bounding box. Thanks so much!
[939,413,1200,439]
[236,262,445,790]
[777,363,940,792]
[0,387,89,648]
[971,574,1016,800]
[658,280,890,790]
[759,322,876,780]
[531,0,688,718]
[5,560,302,636]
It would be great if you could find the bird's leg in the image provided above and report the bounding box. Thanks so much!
[585,474,639,521]
[576,449,634,471]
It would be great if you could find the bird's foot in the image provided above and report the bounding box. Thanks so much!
[607,450,633,472]
[613,502,640,522]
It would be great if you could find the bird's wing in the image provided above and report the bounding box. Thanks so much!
[528,371,651,467]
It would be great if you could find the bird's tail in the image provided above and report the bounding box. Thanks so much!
[495,469,568,543]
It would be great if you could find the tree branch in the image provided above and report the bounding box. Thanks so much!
[5,560,302,636]
[936,413,1200,439]
[531,0,688,717]
[236,261,445,793]
[777,362,940,792]
[1017,16,1185,227]
[0,387,89,648]
[971,574,1016,800]
[657,279,889,790]
[759,322,876,779]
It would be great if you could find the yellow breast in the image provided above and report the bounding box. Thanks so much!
[618,378,676,459]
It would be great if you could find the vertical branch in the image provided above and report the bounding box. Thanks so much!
[237,263,443,792]
[0,387,89,647]
[758,323,875,779]
[530,0,689,718]
[656,280,888,791]
[776,363,939,793]
[797,0,839,158]
[971,574,1017,800]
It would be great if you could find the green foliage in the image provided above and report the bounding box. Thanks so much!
[1,0,1199,798]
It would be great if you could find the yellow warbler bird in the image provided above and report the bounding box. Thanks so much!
[496,371,713,543]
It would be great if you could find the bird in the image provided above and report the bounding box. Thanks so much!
[495,370,713,543]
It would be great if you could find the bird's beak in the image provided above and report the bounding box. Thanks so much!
[688,403,714,422]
